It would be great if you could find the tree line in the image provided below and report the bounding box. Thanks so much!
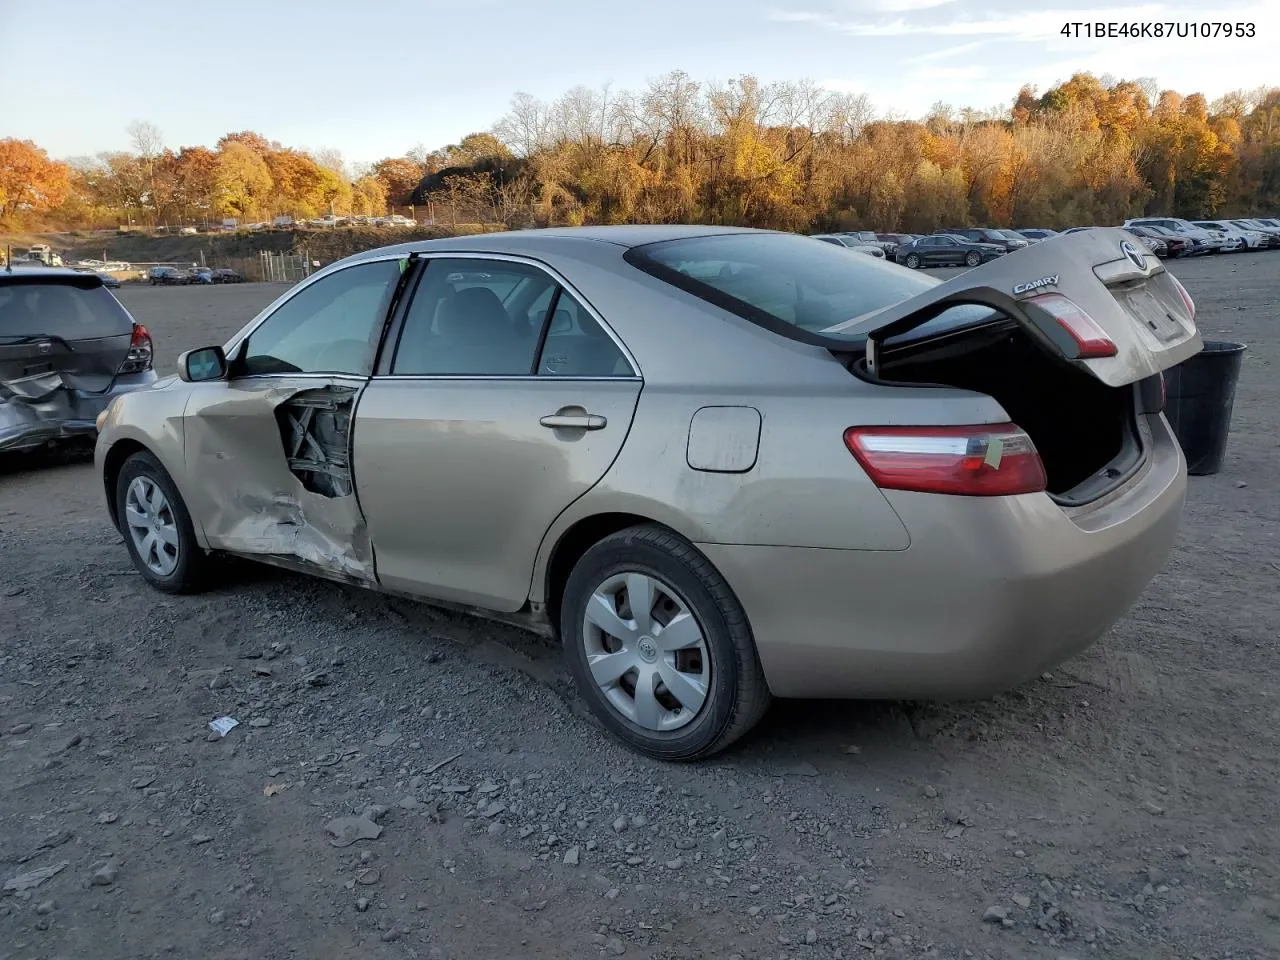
[2,72,1278,234]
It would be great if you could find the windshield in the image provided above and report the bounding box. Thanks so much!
[624,232,994,342]
[998,231,1025,240]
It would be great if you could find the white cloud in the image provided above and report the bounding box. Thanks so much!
[867,0,961,11]
[906,39,989,62]
[771,3,1275,41]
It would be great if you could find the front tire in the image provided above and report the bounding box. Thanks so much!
[115,451,211,594]
[560,525,771,761]
[905,253,920,269]
[964,251,981,267]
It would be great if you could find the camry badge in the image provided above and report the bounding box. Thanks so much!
[1012,275,1059,296]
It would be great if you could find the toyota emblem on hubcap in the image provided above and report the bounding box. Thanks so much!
[1120,240,1147,270]
[637,636,658,662]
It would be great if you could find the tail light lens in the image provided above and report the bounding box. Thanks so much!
[1167,273,1196,319]
[118,323,153,374]
[844,424,1047,497]
[1024,293,1118,359]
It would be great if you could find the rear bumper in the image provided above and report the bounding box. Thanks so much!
[701,414,1187,700]
[0,373,157,453]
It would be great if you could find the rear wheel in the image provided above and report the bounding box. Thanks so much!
[905,253,920,269]
[115,451,211,594]
[560,525,771,761]
[964,251,981,267]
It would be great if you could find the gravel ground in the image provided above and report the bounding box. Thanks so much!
[1,254,1278,960]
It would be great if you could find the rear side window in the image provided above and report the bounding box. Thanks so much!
[392,258,555,375]
[0,282,133,340]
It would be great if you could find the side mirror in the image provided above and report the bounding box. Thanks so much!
[177,345,228,382]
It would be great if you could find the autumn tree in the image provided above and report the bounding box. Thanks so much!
[215,141,273,219]
[0,139,71,219]
[371,157,426,206]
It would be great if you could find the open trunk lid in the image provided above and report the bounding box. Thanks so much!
[0,274,136,396]
[824,228,1202,387]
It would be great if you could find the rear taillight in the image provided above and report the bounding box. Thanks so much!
[1024,293,1118,359]
[1168,273,1196,319]
[843,424,1047,497]
[118,323,153,374]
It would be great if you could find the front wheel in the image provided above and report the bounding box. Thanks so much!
[964,251,981,267]
[560,525,771,761]
[115,451,211,594]
[904,253,920,269]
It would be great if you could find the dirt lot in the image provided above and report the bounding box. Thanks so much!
[1,253,1278,960]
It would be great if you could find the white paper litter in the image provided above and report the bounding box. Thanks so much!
[209,716,239,737]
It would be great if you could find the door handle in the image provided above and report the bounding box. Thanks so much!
[540,413,607,430]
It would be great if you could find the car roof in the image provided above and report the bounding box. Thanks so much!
[0,265,105,286]
[334,224,780,267]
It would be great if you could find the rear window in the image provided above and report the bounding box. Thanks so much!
[624,232,992,344]
[0,281,134,340]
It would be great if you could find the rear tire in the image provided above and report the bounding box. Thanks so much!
[905,253,920,269]
[560,525,771,761]
[964,251,981,267]
[115,451,211,594]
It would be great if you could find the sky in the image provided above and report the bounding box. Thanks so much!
[2,0,1277,166]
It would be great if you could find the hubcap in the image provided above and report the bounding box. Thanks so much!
[124,476,180,577]
[581,572,711,732]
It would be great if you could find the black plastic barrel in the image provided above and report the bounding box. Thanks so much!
[1162,340,1247,476]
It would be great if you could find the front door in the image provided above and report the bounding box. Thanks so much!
[353,255,642,611]
[180,255,409,582]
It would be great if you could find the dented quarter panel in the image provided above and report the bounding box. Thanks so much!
[179,376,375,581]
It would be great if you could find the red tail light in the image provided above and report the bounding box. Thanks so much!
[118,323,153,374]
[1167,273,1196,319]
[844,424,1047,497]
[1025,293,1118,359]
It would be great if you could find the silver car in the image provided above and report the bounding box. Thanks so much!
[95,227,1198,760]
[2,267,156,452]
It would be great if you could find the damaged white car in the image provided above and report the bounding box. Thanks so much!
[1,267,155,453]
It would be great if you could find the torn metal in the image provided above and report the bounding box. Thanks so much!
[275,388,356,497]
[184,381,375,582]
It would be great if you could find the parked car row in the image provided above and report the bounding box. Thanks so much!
[826,214,1280,270]
[147,266,245,285]
[809,234,887,258]
[1025,216,1280,257]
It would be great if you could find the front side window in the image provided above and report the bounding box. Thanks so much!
[239,259,403,376]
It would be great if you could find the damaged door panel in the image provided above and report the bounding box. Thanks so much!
[275,386,357,497]
[181,377,375,582]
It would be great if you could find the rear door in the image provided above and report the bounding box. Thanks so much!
[0,276,134,397]
[352,254,642,612]
[829,227,1202,387]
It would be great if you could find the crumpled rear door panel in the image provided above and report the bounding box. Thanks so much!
[181,377,374,582]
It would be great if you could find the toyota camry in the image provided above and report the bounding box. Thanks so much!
[95,226,1198,760]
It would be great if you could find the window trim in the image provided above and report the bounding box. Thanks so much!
[220,253,413,381]
[373,251,641,382]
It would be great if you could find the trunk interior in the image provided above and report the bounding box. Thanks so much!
[875,324,1143,501]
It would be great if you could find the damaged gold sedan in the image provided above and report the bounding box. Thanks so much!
[97,227,1197,760]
